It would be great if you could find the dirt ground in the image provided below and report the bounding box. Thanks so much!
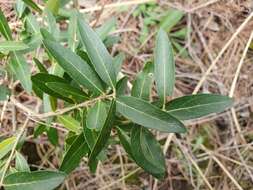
[0,0,253,189]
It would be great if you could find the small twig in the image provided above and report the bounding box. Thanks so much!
[10,94,113,120]
[80,0,156,13]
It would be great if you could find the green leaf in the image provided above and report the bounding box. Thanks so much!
[31,73,74,103]
[57,115,81,133]
[0,9,12,40]
[15,152,30,172]
[78,18,116,88]
[0,41,29,52]
[116,76,128,96]
[46,82,89,103]
[154,29,175,106]
[160,9,184,32]
[0,137,16,160]
[33,58,47,73]
[116,127,133,158]
[166,94,233,120]
[113,53,125,76]
[131,126,166,179]
[8,52,32,93]
[44,9,59,39]
[86,100,107,130]
[88,99,116,166]
[131,62,154,101]
[15,0,27,18]
[22,0,42,14]
[47,127,58,146]
[96,17,116,41]
[45,0,59,15]
[60,133,89,174]
[25,14,40,34]
[116,96,186,133]
[68,10,78,51]
[3,171,65,190]
[0,85,10,101]
[42,39,104,95]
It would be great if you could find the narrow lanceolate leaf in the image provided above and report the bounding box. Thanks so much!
[31,73,74,103]
[131,62,154,101]
[154,29,175,106]
[0,85,10,101]
[113,53,125,76]
[86,100,107,130]
[57,115,81,133]
[78,18,116,88]
[0,9,12,40]
[3,171,65,190]
[22,0,42,14]
[116,127,133,158]
[166,94,234,120]
[9,52,32,93]
[15,152,30,172]
[0,41,29,52]
[46,82,89,103]
[60,133,89,174]
[0,137,16,160]
[88,100,116,166]
[42,39,104,95]
[131,126,166,179]
[116,96,186,133]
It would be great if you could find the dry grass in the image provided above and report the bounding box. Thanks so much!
[1,0,253,189]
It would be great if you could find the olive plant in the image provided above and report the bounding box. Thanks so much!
[0,1,233,189]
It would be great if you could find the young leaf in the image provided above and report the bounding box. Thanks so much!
[160,9,184,32]
[131,62,154,101]
[0,9,12,40]
[21,0,42,14]
[78,18,116,88]
[31,73,74,103]
[8,52,32,93]
[46,82,89,103]
[96,17,116,41]
[45,0,59,15]
[47,127,58,146]
[3,171,65,190]
[154,29,175,106]
[0,137,16,160]
[33,58,47,73]
[0,41,29,52]
[166,94,233,120]
[60,133,89,174]
[0,85,10,101]
[86,100,107,130]
[88,99,116,166]
[42,39,104,95]
[57,115,81,133]
[15,152,30,172]
[116,96,186,133]
[131,126,166,179]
